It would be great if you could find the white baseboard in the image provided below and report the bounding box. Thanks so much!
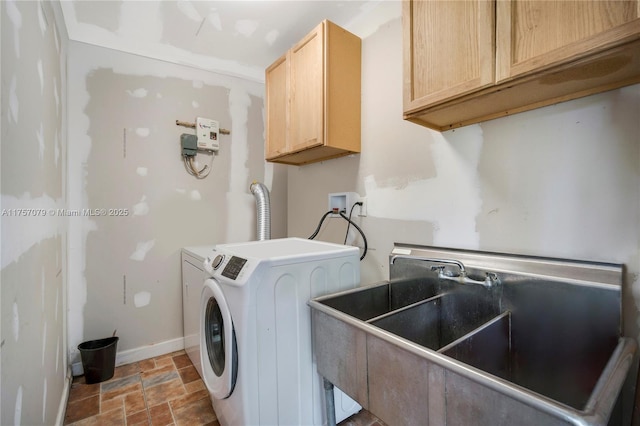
[71,337,185,377]
[55,367,73,426]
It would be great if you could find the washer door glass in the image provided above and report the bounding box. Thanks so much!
[205,297,225,377]
[200,279,237,400]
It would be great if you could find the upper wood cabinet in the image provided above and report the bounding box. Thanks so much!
[265,20,361,166]
[497,1,640,81]
[403,0,496,110]
[265,54,288,159]
[404,0,640,131]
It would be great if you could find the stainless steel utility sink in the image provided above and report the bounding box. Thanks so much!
[310,244,636,426]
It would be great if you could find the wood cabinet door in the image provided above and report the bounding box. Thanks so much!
[289,22,324,153]
[496,0,640,82]
[403,0,495,114]
[265,53,288,160]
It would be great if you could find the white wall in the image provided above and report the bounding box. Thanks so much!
[66,41,287,368]
[288,8,640,421]
[1,1,69,424]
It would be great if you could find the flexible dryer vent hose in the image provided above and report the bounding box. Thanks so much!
[250,181,271,241]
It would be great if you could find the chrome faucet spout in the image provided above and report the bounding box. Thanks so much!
[390,254,499,288]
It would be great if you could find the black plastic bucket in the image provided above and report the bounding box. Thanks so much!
[78,336,119,384]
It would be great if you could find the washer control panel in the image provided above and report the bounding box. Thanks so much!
[205,248,255,284]
[221,256,247,280]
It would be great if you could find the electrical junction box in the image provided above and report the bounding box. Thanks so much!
[180,134,198,156]
[196,117,219,152]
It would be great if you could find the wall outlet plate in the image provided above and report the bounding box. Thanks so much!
[358,197,367,217]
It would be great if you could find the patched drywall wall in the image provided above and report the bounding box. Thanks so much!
[288,10,640,421]
[67,41,286,367]
[1,1,68,424]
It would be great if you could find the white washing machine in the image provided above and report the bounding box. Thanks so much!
[200,237,361,426]
[181,245,215,379]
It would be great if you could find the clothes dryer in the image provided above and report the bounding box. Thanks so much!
[200,238,361,426]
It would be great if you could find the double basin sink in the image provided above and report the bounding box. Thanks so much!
[309,244,636,426]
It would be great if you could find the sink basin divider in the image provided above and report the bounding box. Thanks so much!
[437,310,511,354]
[363,293,447,324]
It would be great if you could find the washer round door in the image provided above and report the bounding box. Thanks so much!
[200,278,238,400]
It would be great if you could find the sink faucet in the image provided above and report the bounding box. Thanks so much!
[390,255,498,288]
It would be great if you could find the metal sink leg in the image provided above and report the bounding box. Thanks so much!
[324,377,337,426]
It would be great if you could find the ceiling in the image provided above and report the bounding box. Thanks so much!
[59,0,386,82]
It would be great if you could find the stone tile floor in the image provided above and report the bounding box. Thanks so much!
[64,350,218,425]
[64,349,386,426]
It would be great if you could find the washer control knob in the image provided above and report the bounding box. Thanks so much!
[211,254,224,270]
